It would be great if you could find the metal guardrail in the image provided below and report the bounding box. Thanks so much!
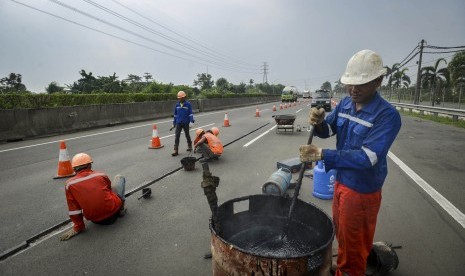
[390,102,465,121]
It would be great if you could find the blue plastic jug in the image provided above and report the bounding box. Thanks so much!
[312,161,336,200]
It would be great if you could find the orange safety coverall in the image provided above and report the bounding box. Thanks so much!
[65,169,122,232]
[332,181,381,275]
[203,132,223,155]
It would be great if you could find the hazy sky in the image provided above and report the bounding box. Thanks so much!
[1,0,464,93]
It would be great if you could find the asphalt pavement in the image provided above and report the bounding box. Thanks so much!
[1,100,464,275]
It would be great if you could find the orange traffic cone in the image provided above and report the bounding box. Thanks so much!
[280,104,283,110]
[272,105,276,112]
[255,106,260,117]
[223,113,230,127]
[54,140,75,179]
[148,124,164,149]
[284,103,288,109]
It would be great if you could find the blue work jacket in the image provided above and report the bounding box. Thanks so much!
[173,101,194,125]
[317,92,401,193]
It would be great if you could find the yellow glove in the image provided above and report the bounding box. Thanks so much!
[309,107,325,125]
[60,228,80,241]
[300,144,323,162]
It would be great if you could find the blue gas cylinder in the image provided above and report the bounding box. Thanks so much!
[312,161,336,200]
[262,168,292,196]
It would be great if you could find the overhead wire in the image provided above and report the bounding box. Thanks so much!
[49,0,259,74]
[9,0,261,76]
[82,0,260,71]
[111,0,259,69]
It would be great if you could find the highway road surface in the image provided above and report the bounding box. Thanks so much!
[1,100,464,275]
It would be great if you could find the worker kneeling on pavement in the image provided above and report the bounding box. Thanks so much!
[194,128,223,162]
[60,153,126,241]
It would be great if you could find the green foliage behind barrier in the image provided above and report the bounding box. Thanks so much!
[0,93,176,109]
[0,93,277,109]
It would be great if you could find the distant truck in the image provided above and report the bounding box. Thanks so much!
[302,90,311,99]
[281,86,298,102]
[311,89,332,111]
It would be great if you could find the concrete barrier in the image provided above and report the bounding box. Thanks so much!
[0,96,279,142]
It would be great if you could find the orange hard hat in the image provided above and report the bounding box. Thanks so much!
[71,153,93,168]
[195,128,205,137]
[177,91,187,99]
[211,127,220,136]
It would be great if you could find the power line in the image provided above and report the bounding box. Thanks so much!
[111,0,259,69]
[424,50,465,54]
[10,0,260,75]
[49,0,257,73]
[425,45,465,50]
[82,0,259,71]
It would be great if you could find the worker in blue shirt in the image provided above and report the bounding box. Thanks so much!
[300,49,401,276]
[172,91,195,156]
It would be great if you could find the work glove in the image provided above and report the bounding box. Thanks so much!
[309,107,325,125]
[189,122,194,128]
[60,228,80,241]
[299,144,323,162]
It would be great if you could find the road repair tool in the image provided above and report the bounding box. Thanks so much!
[181,152,196,171]
[273,114,296,133]
[202,131,334,274]
[169,125,175,131]
[137,188,152,200]
[283,123,315,237]
[200,162,220,233]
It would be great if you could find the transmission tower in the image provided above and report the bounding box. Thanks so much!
[262,62,268,83]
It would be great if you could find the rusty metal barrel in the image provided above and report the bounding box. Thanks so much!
[210,194,334,275]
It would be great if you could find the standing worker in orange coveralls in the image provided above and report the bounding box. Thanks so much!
[300,49,401,275]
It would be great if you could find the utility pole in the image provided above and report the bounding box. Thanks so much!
[262,62,268,83]
[414,39,425,105]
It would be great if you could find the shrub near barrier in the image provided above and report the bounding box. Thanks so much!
[0,93,177,109]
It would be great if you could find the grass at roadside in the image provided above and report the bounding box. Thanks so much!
[399,110,465,129]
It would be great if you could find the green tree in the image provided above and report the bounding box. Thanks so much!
[143,72,153,83]
[0,73,27,93]
[421,58,448,106]
[96,73,123,93]
[391,68,411,102]
[194,73,213,90]
[123,74,145,93]
[68,70,97,93]
[384,63,401,101]
[333,80,344,96]
[46,81,65,94]
[321,81,332,91]
[448,51,465,87]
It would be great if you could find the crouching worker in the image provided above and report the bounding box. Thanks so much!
[193,128,223,162]
[60,153,126,241]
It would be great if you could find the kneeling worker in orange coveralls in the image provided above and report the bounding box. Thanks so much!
[60,153,126,241]
[193,128,223,162]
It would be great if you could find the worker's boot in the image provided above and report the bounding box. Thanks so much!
[171,145,179,156]
[186,142,192,152]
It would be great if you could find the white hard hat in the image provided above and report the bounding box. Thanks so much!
[340,49,387,85]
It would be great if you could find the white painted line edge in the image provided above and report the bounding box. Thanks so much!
[243,125,277,147]
[388,151,465,229]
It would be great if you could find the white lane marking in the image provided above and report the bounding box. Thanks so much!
[243,125,277,147]
[1,101,279,154]
[0,104,266,153]
[0,123,214,154]
[296,109,303,113]
[388,151,465,229]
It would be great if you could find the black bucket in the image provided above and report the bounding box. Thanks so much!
[180,156,196,171]
[210,194,334,275]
